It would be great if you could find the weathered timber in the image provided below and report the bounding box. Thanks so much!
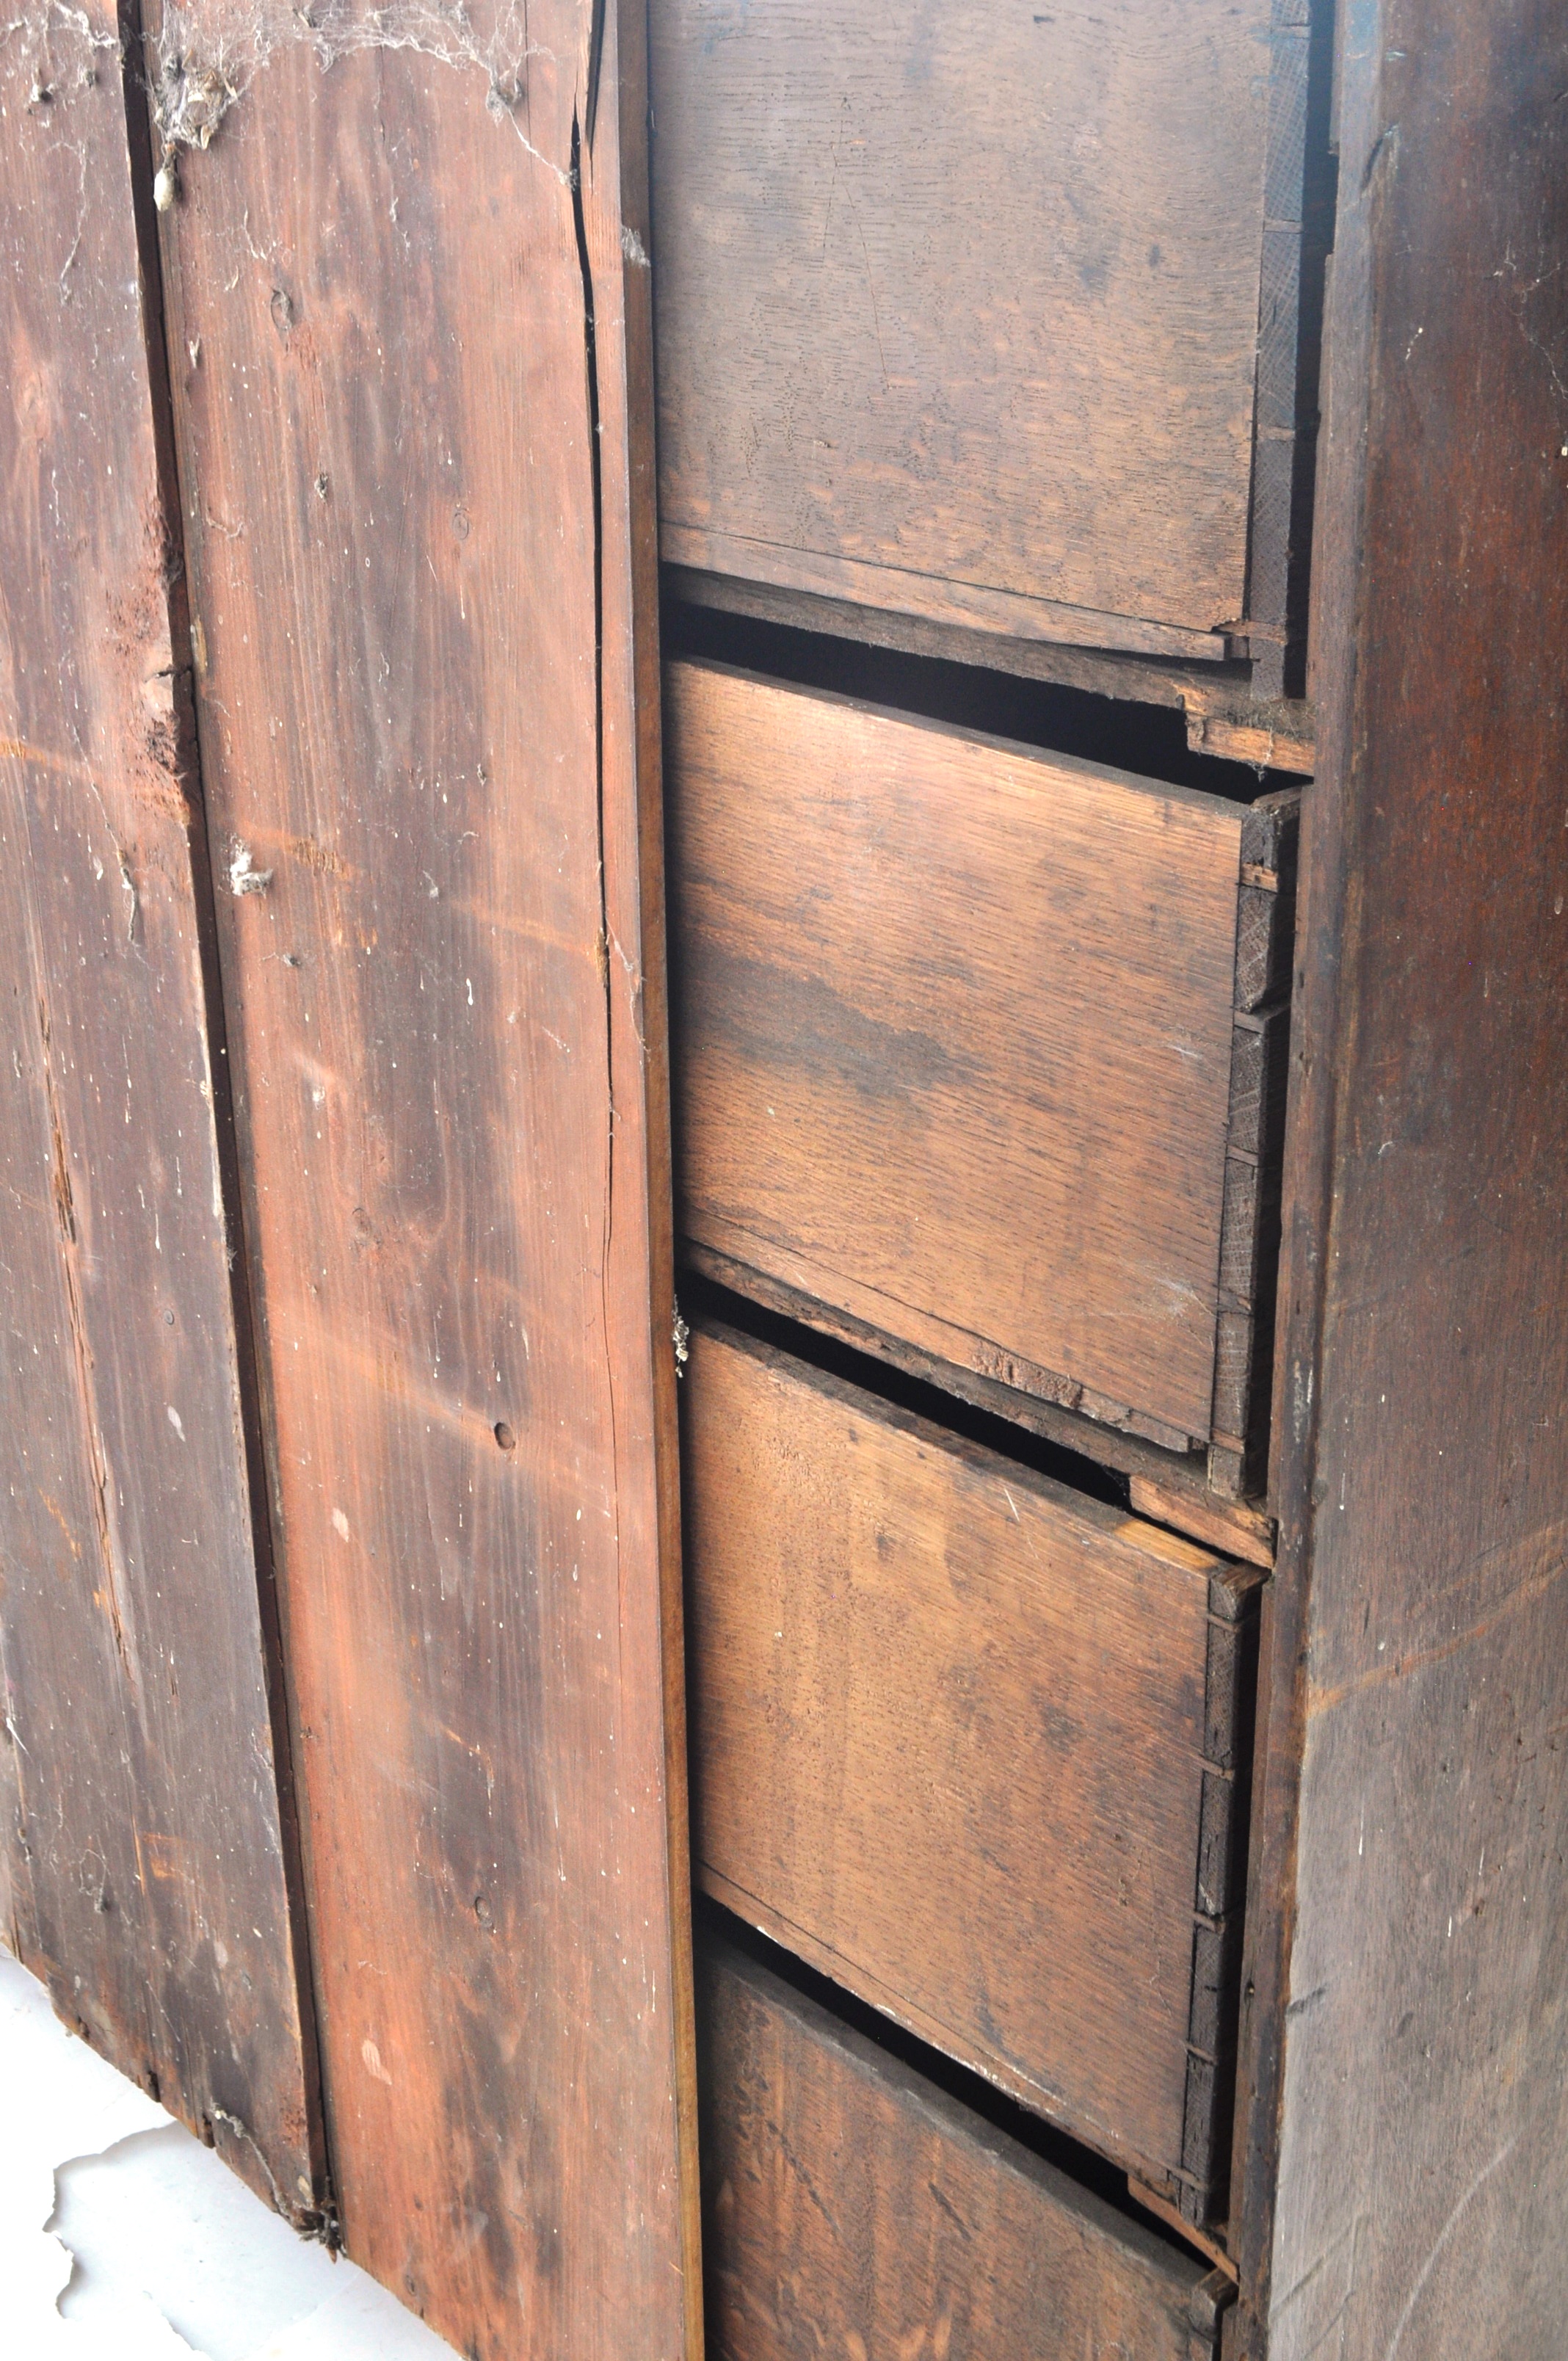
[0,1,318,2214]
[148,1,699,2351]
[1234,7,1568,2355]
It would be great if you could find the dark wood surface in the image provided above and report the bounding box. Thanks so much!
[698,1934,1229,2361]
[683,1321,1255,2210]
[667,657,1260,1453]
[650,0,1276,655]
[0,7,319,2214]
[149,3,699,2351]
[1240,0,1329,703]
[1235,5,1568,2354]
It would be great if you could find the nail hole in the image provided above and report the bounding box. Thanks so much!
[493,1421,516,1453]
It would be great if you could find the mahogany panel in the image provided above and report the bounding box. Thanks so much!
[650,0,1274,652]
[683,1322,1255,2215]
[666,657,1255,1450]
[0,3,316,2211]
[698,1934,1230,2361]
[149,2,698,2351]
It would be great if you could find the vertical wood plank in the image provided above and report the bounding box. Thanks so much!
[148,2,697,2351]
[0,3,318,2214]
[1237,4,1568,2353]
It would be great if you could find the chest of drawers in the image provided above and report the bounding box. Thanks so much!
[1,4,1561,2358]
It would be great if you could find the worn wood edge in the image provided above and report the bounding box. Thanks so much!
[664,564,1263,710]
[700,1867,1185,2202]
[1130,2178,1240,2282]
[1230,12,1393,2345]
[687,1213,1200,1455]
[1192,2267,1241,2358]
[125,0,330,2226]
[1130,1479,1276,1570]
[1186,693,1316,776]
[661,526,1237,664]
[1207,817,1299,1495]
[1176,1581,1263,2228]
[699,1929,1219,2311]
[683,1244,1280,1554]
[1240,6,1315,699]
[690,1316,1227,1584]
[597,6,704,2344]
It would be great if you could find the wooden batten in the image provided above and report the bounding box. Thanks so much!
[145,1,700,2351]
[0,0,319,2216]
[1208,794,1298,1498]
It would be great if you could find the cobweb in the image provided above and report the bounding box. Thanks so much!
[152,0,553,154]
[2,0,574,189]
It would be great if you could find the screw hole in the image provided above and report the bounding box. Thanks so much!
[493,1421,516,1452]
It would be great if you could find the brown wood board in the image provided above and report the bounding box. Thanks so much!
[148,3,698,2351]
[0,7,317,2211]
[649,0,1276,650]
[697,1934,1229,2361]
[1235,5,1568,2355]
[683,1321,1256,2207]
[666,657,1255,1449]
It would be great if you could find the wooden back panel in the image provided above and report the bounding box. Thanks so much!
[684,1322,1255,2211]
[150,3,698,2351]
[699,1935,1229,2361]
[0,5,316,2212]
[667,658,1250,1450]
[650,0,1273,655]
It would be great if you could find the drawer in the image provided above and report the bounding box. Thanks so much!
[699,1935,1233,2360]
[650,0,1288,662]
[683,1322,1258,2223]
[666,659,1295,1478]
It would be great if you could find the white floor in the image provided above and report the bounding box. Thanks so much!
[0,1952,459,2361]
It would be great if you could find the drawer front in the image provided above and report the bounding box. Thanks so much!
[700,1937,1230,2361]
[685,1324,1256,2213]
[667,658,1285,1456]
[650,0,1274,657]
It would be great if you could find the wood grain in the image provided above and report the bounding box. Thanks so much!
[683,1321,1256,2207]
[0,6,317,2213]
[697,1934,1229,2361]
[650,0,1274,649]
[149,4,698,2351]
[1235,6,1568,2354]
[667,658,1252,1448]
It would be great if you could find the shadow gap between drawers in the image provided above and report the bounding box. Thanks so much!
[661,595,1300,805]
[678,1269,1130,1513]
